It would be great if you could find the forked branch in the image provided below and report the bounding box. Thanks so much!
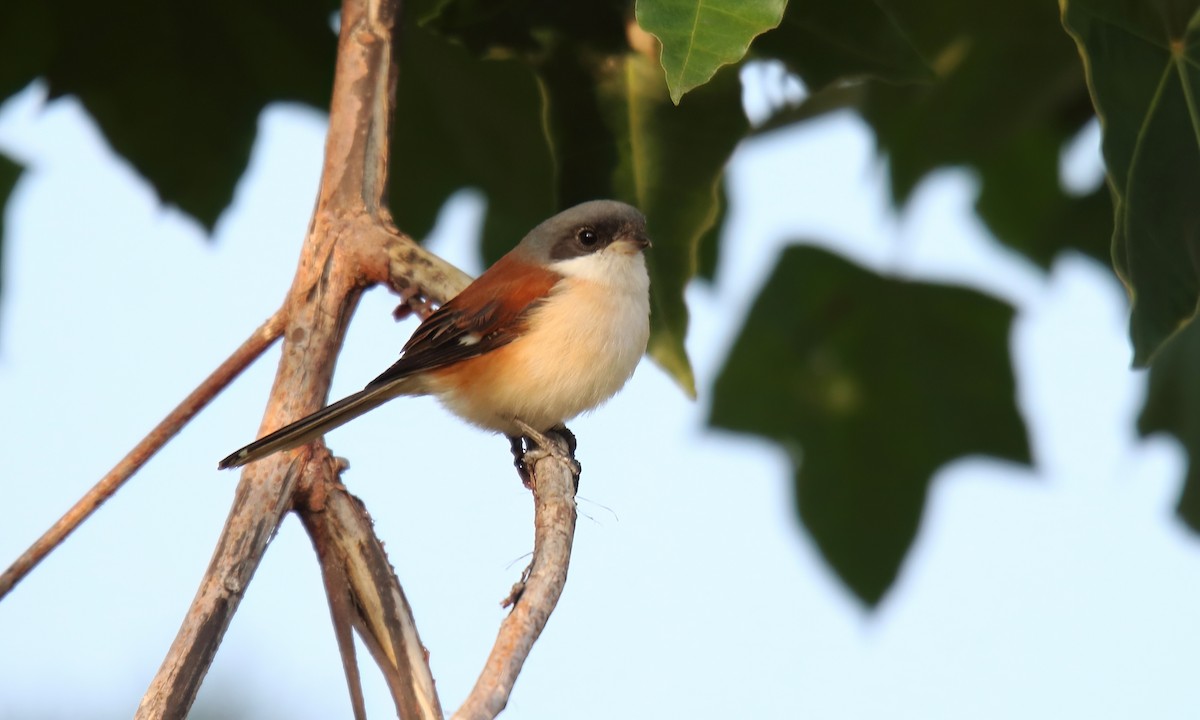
[59,0,581,715]
[299,477,445,720]
[136,0,463,714]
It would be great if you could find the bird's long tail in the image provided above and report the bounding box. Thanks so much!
[218,382,406,469]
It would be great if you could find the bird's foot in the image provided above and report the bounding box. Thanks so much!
[510,422,581,488]
[550,424,577,456]
[508,435,533,487]
[391,286,438,322]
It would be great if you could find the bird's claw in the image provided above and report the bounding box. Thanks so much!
[509,423,581,488]
[391,286,438,322]
[508,435,534,487]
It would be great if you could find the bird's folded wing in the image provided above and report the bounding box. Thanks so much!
[366,254,561,388]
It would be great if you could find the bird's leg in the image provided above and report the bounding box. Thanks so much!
[513,421,582,486]
[509,424,553,489]
[508,434,533,488]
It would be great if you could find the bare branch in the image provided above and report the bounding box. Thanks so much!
[0,310,285,601]
[137,0,469,714]
[454,430,581,720]
[136,456,313,719]
[300,480,444,720]
[305,485,371,720]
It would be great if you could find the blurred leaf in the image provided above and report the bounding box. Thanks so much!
[695,181,727,282]
[1139,318,1200,531]
[750,80,866,136]
[0,152,22,305]
[746,1,1105,272]
[390,25,556,264]
[597,56,747,395]
[1029,185,1113,266]
[636,0,786,103]
[851,1,1096,267]
[539,41,623,208]
[864,0,1091,202]
[0,2,53,100]
[414,1,630,261]
[29,0,338,231]
[710,245,1030,605]
[751,0,930,89]
[974,129,1113,268]
[1061,0,1200,365]
[424,0,629,55]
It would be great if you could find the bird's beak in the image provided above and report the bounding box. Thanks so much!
[625,232,651,250]
[612,227,651,255]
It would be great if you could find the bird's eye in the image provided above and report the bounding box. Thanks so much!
[577,229,598,246]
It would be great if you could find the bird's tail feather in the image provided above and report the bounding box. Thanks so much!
[218,383,403,469]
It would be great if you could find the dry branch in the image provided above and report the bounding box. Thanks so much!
[454,430,580,720]
[0,0,591,710]
[136,0,466,715]
[299,479,445,720]
[111,0,583,714]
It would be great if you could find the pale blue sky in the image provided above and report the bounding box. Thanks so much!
[1,70,1198,719]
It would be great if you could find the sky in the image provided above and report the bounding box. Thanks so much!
[1,67,1199,720]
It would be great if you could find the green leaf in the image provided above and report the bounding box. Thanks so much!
[1139,318,1200,531]
[694,180,727,282]
[0,152,22,312]
[1061,0,1200,365]
[636,0,786,104]
[974,129,1113,268]
[710,246,1030,605]
[33,0,338,231]
[747,0,1103,270]
[865,0,1089,199]
[846,1,1097,269]
[390,25,556,264]
[0,2,53,100]
[750,80,867,136]
[596,56,748,395]
[751,0,930,90]
[538,40,624,209]
[423,0,630,55]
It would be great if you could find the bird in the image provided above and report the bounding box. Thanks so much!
[218,199,651,470]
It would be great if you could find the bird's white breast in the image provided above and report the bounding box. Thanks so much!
[434,246,651,434]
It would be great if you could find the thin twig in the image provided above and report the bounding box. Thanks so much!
[453,430,580,720]
[0,310,286,601]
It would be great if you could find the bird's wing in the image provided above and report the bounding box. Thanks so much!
[366,254,561,389]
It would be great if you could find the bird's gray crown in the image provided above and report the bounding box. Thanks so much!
[518,200,648,262]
